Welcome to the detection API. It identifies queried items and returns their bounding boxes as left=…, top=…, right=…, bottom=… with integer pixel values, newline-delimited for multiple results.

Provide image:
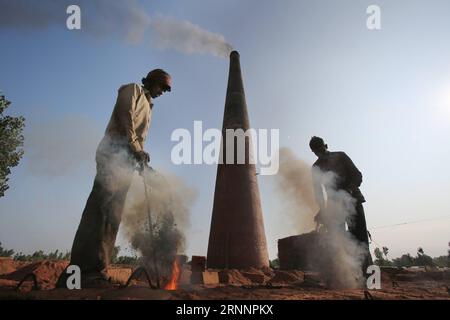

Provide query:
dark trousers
left=58, top=139, right=136, bottom=285
left=347, top=202, right=373, bottom=274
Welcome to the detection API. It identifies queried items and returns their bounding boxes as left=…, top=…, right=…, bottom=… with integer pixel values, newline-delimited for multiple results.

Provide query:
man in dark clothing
left=309, top=136, right=373, bottom=275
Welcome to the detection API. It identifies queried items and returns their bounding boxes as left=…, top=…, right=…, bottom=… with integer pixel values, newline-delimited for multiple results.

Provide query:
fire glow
left=164, top=258, right=180, bottom=290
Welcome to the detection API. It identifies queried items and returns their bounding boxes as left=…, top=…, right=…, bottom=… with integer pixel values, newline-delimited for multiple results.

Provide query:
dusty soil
left=0, top=260, right=69, bottom=290
left=0, top=260, right=448, bottom=300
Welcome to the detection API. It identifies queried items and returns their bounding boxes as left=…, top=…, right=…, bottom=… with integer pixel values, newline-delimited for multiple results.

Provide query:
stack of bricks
left=190, top=256, right=219, bottom=285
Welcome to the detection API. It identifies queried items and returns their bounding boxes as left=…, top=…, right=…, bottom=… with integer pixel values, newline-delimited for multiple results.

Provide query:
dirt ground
left=0, top=259, right=448, bottom=300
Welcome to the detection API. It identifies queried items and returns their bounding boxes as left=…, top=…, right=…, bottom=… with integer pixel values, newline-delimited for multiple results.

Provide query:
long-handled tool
left=139, top=163, right=161, bottom=289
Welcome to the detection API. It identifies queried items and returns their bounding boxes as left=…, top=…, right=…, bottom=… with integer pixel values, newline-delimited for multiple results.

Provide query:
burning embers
left=120, top=168, right=194, bottom=290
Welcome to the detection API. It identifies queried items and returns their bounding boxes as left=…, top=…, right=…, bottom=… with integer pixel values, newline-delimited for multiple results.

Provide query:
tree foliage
left=269, top=258, right=280, bottom=269
left=13, top=249, right=70, bottom=262
left=415, top=247, right=434, bottom=266
left=432, top=255, right=449, bottom=268
left=0, top=93, right=25, bottom=197
left=111, top=246, right=139, bottom=265
left=391, top=253, right=414, bottom=267
left=374, top=247, right=443, bottom=268
left=374, top=247, right=392, bottom=266
left=0, top=242, right=15, bottom=257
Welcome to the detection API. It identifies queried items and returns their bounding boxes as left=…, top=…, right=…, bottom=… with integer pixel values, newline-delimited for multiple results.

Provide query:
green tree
left=374, top=247, right=391, bottom=266
left=111, top=245, right=138, bottom=265
left=115, top=255, right=139, bottom=265
left=382, top=247, right=389, bottom=259
left=392, top=253, right=414, bottom=267
left=0, top=242, right=15, bottom=257
left=415, top=247, right=434, bottom=267
left=0, top=93, right=25, bottom=197
left=111, top=246, right=121, bottom=264
left=13, top=249, right=71, bottom=261
left=432, top=255, right=449, bottom=268
left=47, top=249, right=70, bottom=261
left=269, top=258, right=280, bottom=269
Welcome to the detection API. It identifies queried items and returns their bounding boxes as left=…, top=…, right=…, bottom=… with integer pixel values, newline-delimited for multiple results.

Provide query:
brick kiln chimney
left=206, top=51, right=269, bottom=269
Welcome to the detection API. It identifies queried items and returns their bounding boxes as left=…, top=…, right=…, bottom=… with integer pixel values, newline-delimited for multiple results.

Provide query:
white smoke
left=150, top=16, right=233, bottom=58
left=312, top=167, right=367, bottom=289
left=78, top=134, right=197, bottom=279
left=275, top=148, right=368, bottom=289
left=86, top=0, right=151, bottom=44
left=0, top=0, right=233, bottom=57
left=275, top=147, right=318, bottom=234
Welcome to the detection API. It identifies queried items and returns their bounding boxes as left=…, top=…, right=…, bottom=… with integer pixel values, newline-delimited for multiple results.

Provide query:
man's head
left=142, top=69, right=172, bottom=99
left=309, top=136, right=328, bottom=158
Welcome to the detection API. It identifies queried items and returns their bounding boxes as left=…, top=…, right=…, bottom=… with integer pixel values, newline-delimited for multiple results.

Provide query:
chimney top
left=230, top=50, right=240, bottom=58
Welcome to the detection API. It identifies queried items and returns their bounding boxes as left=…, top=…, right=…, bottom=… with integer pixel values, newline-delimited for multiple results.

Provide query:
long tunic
left=67, top=83, right=153, bottom=281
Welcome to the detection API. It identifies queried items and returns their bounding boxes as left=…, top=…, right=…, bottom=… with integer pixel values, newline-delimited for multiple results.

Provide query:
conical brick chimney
left=206, top=51, right=269, bottom=269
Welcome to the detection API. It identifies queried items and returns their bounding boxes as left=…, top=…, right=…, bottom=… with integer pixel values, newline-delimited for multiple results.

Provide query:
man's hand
left=314, top=210, right=325, bottom=232
left=134, top=150, right=150, bottom=165
left=314, top=210, right=322, bottom=224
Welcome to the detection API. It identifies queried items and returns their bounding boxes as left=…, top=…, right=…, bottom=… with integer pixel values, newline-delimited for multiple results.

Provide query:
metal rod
left=141, top=164, right=161, bottom=289
left=122, top=266, right=156, bottom=289
left=16, top=272, right=39, bottom=291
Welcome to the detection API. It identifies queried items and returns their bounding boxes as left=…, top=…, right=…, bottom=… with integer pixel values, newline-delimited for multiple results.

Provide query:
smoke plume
left=275, top=148, right=368, bottom=289
left=276, top=147, right=319, bottom=234
left=121, top=167, right=197, bottom=279
left=0, top=0, right=150, bottom=43
left=0, top=0, right=233, bottom=57
left=312, top=167, right=367, bottom=289
left=87, top=137, right=197, bottom=280
left=150, top=16, right=233, bottom=58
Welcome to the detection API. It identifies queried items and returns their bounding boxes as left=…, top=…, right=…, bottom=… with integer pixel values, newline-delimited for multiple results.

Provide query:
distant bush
left=269, top=258, right=280, bottom=269
left=374, top=247, right=392, bottom=266
left=375, top=247, right=446, bottom=268
left=391, top=253, right=414, bottom=267
left=13, top=249, right=70, bottom=262
left=111, top=246, right=139, bottom=265
left=114, top=256, right=139, bottom=265
left=0, top=242, right=14, bottom=257
left=0, top=93, right=25, bottom=198
left=432, top=255, right=449, bottom=268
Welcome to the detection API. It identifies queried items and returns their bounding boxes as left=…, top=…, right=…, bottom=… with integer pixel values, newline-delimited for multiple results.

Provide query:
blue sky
left=1, top=0, right=450, bottom=260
